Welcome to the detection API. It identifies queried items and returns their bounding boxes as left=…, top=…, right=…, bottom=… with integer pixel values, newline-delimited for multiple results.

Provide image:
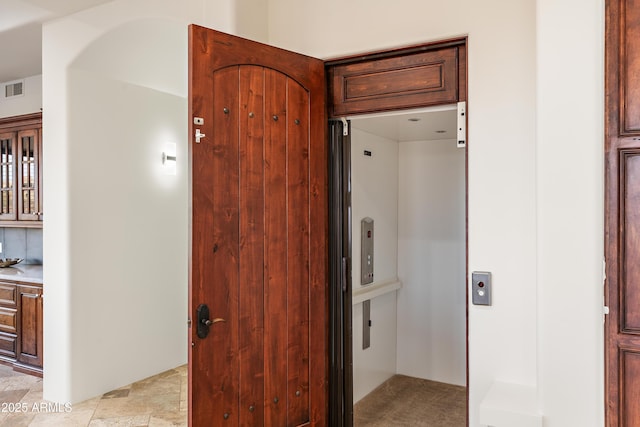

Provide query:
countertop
left=0, top=264, right=42, bottom=285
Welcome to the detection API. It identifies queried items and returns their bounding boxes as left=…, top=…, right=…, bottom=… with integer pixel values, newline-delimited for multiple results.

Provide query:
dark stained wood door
left=606, top=0, right=640, bottom=424
left=188, top=26, right=327, bottom=427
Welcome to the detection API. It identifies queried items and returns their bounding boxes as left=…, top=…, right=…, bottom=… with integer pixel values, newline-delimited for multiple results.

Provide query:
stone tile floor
left=0, top=365, right=464, bottom=426
left=0, top=364, right=186, bottom=426
left=354, top=375, right=466, bottom=426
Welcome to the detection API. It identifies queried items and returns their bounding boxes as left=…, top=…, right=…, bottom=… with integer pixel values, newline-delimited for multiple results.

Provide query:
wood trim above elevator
left=326, top=38, right=467, bottom=117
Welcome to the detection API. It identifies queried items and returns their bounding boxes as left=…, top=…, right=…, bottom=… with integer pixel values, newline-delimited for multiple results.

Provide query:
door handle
left=196, top=304, right=225, bottom=338
left=202, top=318, right=225, bottom=327
left=195, top=129, right=206, bottom=143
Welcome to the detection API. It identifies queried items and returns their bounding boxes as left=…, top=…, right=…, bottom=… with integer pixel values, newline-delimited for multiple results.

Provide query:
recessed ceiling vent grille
left=4, top=81, right=24, bottom=98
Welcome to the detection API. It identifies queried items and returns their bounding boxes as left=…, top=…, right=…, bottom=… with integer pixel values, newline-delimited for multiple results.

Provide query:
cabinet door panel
left=17, top=286, right=42, bottom=367
left=0, top=133, right=17, bottom=221
left=328, top=46, right=460, bottom=117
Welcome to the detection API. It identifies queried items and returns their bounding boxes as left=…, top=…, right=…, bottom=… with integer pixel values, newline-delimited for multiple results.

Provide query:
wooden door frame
left=325, top=37, right=469, bottom=426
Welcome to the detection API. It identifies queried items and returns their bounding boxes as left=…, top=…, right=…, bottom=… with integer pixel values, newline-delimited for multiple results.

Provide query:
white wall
left=0, top=75, right=42, bottom=118
left=350, top=128, right=399, bottom=402
left=41, top=0, right=256, bottom=403
left=268, top=0, right=604, bottom=425
left=397, top=138, right=465, bottom=386
left=536, top=0, right=604, bottom=426
left=66, top=66, right=188, bottom=400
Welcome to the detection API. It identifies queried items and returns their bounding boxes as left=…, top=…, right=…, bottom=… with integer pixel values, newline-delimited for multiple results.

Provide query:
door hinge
left=604, top=306, right=610, bottom=315
left=341, top=117, right=349, bottom=136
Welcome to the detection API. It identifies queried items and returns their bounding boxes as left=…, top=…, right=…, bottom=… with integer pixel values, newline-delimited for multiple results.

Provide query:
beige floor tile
left=148, top=411, right=186, bottom=427
left=92, top=398, right=153, bottom=420
left=29, top=406, right=96, bottom=427
left=88, top=414, right=150, bottom=427
left=0, top=388, right=30, bottom=403
left=0, top=411, right=36, bottom=427
left=72, top=396, right=101, bottom=412
left=18, top=389, right=45, bottom=406
left=0, top=375, right=41, bottom=391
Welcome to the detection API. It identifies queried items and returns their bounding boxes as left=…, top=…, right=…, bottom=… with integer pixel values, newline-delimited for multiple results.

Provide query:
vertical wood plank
left=287, top=79, right=311, bottom=425
left=263, top=69, right=289, bottom=427
left=239, top=65, right=266, bottom=427
left=307, top=65, right=328, bottom=426
left=195, top=66, right=241, bottom=426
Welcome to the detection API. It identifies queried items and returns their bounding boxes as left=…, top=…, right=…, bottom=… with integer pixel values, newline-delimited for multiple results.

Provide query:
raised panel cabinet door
left=328, top=44, right=464, bottom=117
left=606, top=0, right=640, bottom=425
left=189, top=26, right=328, bottom=427
left=16, top=285, right=42, bottom=368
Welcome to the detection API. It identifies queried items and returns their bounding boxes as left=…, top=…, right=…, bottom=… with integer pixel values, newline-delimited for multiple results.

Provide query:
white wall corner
left=479, top=382, right=542, bottom=427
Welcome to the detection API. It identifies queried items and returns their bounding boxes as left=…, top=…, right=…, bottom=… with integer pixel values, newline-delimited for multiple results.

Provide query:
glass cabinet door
left=0, top=133, right=16, bottom=220
left=17, top=129, right=40, bottom=221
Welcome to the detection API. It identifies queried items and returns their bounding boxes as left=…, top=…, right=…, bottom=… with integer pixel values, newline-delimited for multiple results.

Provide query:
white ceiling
left=0, top=0, right=114, bottom=82
left=350, top=106, right=458, bottom=142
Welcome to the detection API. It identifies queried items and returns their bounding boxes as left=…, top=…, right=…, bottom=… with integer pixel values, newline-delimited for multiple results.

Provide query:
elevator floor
left=354, top=375, right=466, bottom=426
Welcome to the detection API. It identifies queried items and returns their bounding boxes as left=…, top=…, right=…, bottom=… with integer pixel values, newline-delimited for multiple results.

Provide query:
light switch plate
left=472, top=271, right=491, bottom=306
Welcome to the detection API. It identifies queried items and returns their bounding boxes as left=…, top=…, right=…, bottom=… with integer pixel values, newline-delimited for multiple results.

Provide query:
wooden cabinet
left=0, top=280, right=42, bottom=375
left=0, top=113, right=42, bottom=227
left=327, top=41, right=466, bottom=117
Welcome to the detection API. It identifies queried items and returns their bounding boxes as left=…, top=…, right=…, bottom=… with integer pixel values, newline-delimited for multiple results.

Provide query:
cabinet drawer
left=0, top=331, right=16, bottom=358
left=0, top=307, right=17, bottom=333
left=0, top=283, right=16, bottom=307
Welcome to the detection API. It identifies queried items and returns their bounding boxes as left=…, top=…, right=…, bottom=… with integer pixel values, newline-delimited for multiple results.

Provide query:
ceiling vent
left=4, top=81, right=24, bottom=99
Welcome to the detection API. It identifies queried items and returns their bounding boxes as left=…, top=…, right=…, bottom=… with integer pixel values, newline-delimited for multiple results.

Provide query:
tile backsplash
left=0, top=228, right=43, bottom=264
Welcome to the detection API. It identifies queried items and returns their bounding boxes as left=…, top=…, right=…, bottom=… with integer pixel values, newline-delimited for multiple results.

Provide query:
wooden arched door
left=188, top=26, right=327, bottom=426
